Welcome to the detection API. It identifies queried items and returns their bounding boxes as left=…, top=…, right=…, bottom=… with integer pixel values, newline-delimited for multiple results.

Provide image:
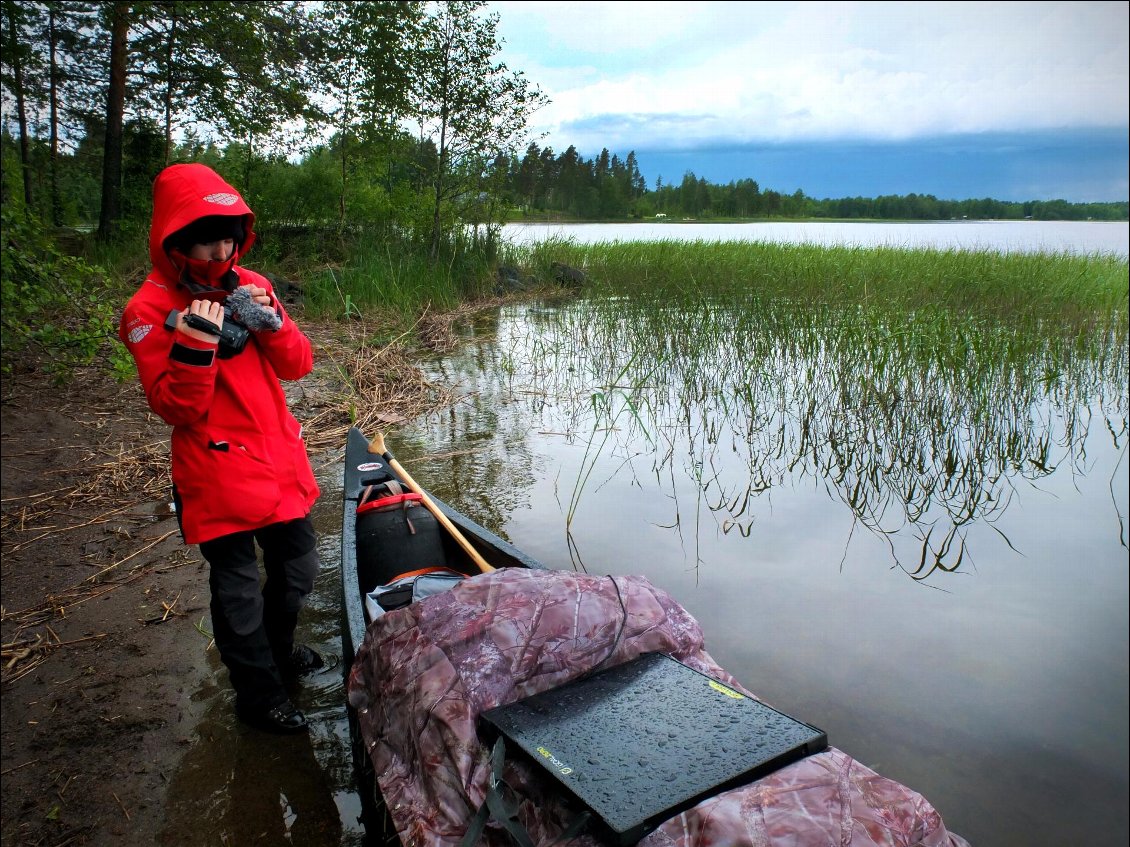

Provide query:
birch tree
left=409, top=0, right=547, bottom=258
left=311, top=0, right=420, bottom=225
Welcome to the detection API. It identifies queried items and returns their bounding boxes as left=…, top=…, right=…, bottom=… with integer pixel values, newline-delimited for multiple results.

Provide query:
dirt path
left=0, top=321, right=359, bottom=847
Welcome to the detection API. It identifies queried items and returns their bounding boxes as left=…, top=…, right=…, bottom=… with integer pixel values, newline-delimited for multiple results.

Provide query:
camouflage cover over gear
left=347, top=568, right=969, bottom=847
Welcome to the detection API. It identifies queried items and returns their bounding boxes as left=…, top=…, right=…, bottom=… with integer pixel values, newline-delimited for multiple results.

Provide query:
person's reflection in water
left=160, top=697, right=344, bottom=846
left=224, top=731, right=344, bottom=844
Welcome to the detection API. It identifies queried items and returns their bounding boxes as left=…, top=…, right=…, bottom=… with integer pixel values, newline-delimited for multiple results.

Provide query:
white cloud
left=491, top=0, right=704, bottom=55
left=489, top=0, right=1130, bottom=152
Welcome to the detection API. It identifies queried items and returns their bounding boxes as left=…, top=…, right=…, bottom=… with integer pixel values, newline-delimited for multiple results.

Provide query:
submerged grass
left=260, top=230, right=1126, bottom=580
left=493, top=292, right=1128, bottom=579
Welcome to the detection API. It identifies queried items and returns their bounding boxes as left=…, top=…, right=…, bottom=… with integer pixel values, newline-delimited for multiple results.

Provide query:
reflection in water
left=159, top=686, right=345, bottom=846
left=412, top=299, right=1128, bottom=581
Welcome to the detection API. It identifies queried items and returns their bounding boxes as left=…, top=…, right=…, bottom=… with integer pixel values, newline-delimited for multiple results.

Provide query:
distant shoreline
left=507, top=215, right=1130, bottom=224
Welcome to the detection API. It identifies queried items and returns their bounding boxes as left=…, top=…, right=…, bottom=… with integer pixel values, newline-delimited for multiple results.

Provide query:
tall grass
left=301, top=231, right=498, bottom=322
left=22, top=221, right=502, bottom=382
left=505, top=238, right=1129, bottom=332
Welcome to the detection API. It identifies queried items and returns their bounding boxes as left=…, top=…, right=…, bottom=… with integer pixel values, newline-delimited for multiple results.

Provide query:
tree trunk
left=430, top=148, right=444, bottom=260
left=339, top=133, right=347, bottom=227
left=48, top=6, right=61, bottom=225
left=97, top=1, right=128, bottom=242
left=6, top=8, right=33, bottom=213
left=241, top=132, right=256, bottom=206
left=429, top=40, right=453, bottom=262
left=163, top=10, right=176, bottom=165
left=244, top=134, right=253, bottom=197
left=339, top=58, right=351, bottom=228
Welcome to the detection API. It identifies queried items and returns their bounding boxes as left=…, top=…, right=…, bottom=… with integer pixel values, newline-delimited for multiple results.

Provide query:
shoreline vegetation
left=505, top=209, right=1130, bottom=225
left=6, top=216, right=1125, bottom=612
left=3, top=1, right=1126, bottom=389
left=3, top=211, right=1127, bottom=396
left=506, top=212, right=1130, bottom=225
left=496, top=238, right=1129, bottom=328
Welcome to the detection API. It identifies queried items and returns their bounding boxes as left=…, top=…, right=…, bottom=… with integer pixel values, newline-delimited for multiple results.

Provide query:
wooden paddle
left=368, top=432, right=495, bottom=574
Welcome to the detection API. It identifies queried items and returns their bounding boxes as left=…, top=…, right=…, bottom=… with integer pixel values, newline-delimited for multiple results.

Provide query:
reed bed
left=488, top=291, right=1128, bottom=579
left=301, top=241, right=496, bottom=321
left=301, top=318, right=464, bottom=453
left=289, top=237, right=1125, bottom=579
left=505, top=238, right=1129, bottom=332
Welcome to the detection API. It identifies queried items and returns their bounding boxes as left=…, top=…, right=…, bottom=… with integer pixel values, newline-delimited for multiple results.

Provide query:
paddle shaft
left=369, top=443, right=495, bottom=574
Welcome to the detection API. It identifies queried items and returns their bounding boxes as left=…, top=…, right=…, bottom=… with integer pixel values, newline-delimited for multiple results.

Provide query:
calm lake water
left=161, top=221, right=1128, bottom=846
left=392, top=296, right=1128, bottom=847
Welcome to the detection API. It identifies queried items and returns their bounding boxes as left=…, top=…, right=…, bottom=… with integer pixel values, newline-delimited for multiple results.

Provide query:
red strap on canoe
left=357, top=492, right=424, bottom=515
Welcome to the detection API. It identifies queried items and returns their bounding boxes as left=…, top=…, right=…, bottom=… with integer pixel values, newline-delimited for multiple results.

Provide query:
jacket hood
left=149, top=163, right=257, bottom=282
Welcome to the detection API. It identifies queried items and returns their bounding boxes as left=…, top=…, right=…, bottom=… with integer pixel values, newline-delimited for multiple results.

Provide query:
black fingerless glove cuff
left=170, top=342, right=216, bottom=367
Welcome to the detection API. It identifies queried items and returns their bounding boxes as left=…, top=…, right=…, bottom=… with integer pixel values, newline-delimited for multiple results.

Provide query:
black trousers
left=198, top=517, right=319, bottom=712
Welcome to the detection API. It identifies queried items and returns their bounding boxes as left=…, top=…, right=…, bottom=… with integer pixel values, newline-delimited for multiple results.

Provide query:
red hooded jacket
left=119, top=163, right=319, bottom=543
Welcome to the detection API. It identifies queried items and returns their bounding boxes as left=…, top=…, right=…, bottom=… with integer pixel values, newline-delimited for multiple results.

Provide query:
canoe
left=340, top=426, right=543, bottom=670
left=339, top=426, right=970, bottom=847
left=339, top=426, right=543, bottom=833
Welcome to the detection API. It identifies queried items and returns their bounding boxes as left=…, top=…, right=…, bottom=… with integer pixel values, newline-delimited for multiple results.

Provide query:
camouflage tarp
left=347, top=568, right=970, bottom=847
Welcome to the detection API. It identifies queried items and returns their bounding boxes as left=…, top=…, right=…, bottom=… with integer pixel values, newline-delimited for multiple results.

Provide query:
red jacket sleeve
left=119, top=295, right=220, bottom=427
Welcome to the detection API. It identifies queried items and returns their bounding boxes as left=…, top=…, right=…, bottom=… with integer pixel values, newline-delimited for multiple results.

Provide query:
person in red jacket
left=119, top=163, right=330, bottom=734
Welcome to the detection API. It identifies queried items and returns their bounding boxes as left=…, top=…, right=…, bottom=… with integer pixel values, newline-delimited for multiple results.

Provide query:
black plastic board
left=480, top=652, right=827, bottom=845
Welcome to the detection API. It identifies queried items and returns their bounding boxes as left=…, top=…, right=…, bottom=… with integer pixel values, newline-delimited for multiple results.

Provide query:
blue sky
left=486, top=1, right=1129, bottom=202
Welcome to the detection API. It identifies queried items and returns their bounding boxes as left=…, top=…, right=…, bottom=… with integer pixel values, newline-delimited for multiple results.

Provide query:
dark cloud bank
left=608, top=128, right=1128, bottom=203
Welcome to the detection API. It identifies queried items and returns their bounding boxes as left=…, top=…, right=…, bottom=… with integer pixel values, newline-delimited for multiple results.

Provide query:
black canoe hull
left=339, top=427, right=544, bottom=841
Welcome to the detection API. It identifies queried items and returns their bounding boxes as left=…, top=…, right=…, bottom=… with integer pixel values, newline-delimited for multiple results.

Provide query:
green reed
left=302, top=234, right=496, bottom=320
left=507, top=238, right=1129, bottom=332
left=492, top=293, right=1128, bottom=579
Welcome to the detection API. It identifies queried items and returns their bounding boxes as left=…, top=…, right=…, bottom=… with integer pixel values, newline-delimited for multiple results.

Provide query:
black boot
left=278, top=644, right=339, bottom=680
left=237, top=699, right=308, bottom=734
